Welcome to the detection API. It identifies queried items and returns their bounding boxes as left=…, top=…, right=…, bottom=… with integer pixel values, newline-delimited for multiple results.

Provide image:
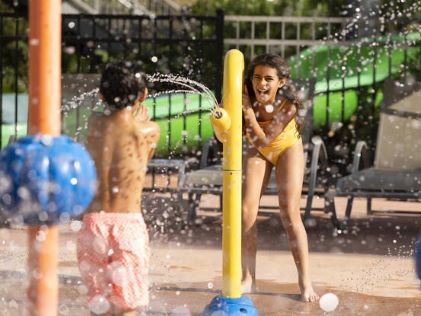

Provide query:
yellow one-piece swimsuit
left=255, top=118, right=301, bottom=165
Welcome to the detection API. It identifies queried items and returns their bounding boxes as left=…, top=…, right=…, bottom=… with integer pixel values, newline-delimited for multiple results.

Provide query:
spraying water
left=146, top=73, right=219, bottom=109
left=62, top=73, right=218, bottom=114
left=61, top=73, right=218, bottom=144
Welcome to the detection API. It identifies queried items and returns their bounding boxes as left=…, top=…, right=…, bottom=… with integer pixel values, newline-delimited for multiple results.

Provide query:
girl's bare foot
left=241, top=276, right=256, bottom=294
left=300, top=283, right=319, bottom=302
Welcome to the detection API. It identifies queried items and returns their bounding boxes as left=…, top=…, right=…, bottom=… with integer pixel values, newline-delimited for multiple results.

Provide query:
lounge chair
left=180, top=79, right=331, bottom=223
left=325, top=78, right=421, bottom=229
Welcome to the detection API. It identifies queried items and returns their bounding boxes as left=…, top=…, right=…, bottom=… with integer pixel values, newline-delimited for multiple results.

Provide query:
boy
left=77, top=61, right=160, bottom=315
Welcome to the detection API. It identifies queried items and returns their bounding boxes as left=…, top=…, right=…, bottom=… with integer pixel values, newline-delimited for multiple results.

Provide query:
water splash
left=61, top=74, right=217, bottom=142
left=62, top=88, right=101, bottom=113
left=62, top=74, right=217, bottom=114
left=146, top=73, right=218, bottom=109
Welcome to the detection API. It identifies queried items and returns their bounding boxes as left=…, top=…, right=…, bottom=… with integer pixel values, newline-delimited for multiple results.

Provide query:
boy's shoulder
left=88, top=111, right=106, bottom=121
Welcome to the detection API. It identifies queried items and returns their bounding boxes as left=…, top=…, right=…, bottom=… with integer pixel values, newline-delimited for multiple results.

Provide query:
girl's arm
left=262, top=101, right=297, bottom=141
left=243, top=107, right=266, bottom=147
left=244, top=100, right=297, bottom=147
left=242, top=87, right=267, bottom=147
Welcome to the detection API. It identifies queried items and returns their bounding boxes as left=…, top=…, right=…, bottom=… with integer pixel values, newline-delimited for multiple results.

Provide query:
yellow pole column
left=221, top=49, right=244, bottom=298
left=205, top=49, right=257, bottom=315
left=27, top=1, right=61, bottom=315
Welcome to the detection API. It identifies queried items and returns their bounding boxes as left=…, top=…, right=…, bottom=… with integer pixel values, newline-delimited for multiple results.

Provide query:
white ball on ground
left=319, top=292, right=339, bottom=312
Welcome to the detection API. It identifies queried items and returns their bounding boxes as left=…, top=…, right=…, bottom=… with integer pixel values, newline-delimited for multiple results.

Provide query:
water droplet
left=70, top=220, right=82, bottom=232
left=88, top=295, right=110, bottom=314
left=265, top=104, right=274, bottom=113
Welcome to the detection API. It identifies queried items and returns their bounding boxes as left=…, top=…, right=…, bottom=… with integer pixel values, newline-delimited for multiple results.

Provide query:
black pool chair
left=325, top=78, right=421, bottom=230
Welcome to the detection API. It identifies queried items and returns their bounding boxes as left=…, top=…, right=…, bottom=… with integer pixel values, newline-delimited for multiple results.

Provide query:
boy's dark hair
left=99, top=61, right=147, bottom=109
left=245, top=53, right=304, bottom=133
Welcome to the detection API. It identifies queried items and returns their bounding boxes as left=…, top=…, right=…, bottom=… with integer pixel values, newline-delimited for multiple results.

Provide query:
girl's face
left=251, top=65, right=286, bottom=105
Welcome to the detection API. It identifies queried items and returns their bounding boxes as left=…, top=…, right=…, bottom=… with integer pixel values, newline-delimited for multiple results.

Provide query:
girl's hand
left=242, top=84, right=252, bottom=111
left=136, top=105, right=150, bottom=122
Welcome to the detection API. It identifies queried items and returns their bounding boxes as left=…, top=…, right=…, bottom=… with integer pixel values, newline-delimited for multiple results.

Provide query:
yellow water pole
left=211, top=49, right=244, bottom=298
left=27, top=0, right=61, bottom=315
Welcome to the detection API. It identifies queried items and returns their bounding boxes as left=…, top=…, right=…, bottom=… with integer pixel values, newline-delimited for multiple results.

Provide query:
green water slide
left=289, top=32, right=420, bottom=128
left=144, top=33, right=420, bottom=155
left=142, top=93, right=215, bottom=155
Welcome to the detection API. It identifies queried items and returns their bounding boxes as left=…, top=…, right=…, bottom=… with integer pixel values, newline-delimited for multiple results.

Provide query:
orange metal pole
left=27, top=1, right=61, bottom=315
left=27, top=226, right=59, bottom=316
left=28, top=0, right=61, bottom=135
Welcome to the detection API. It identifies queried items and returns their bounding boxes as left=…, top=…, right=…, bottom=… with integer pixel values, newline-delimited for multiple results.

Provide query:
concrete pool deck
left=0, top=194, right=420, bottom=315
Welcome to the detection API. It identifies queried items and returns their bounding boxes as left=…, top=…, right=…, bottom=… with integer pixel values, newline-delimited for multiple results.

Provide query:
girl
left=241, top=53, right=318, bottom=302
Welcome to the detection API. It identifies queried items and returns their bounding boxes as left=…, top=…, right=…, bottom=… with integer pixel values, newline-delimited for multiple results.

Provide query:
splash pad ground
left=0, top=195, right=420, bottom=315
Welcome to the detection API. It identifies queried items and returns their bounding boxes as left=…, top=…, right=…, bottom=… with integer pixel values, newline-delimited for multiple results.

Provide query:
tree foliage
left=191, top=0, right=349, bottom=17
left=0, top=2, right=28, bottom=93
left=191, top=0, right=421, bottom=22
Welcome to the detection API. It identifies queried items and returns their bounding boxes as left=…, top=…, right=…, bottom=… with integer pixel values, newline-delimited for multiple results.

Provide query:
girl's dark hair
left=99, top=61, right=147, bottom=109
left=245, top=53, right=304, bottom=133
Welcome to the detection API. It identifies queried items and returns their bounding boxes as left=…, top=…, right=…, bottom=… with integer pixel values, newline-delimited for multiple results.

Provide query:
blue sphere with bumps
left=0, top=135, right=96, bottom=225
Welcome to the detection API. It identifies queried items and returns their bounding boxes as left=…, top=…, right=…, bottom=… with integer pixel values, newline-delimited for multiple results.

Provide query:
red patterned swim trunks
left=77, top=212, right=149, bottom=311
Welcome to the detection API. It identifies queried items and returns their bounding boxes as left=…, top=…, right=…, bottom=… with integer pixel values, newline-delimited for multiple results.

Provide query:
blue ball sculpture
left=0, top=135, right=96, bottom=225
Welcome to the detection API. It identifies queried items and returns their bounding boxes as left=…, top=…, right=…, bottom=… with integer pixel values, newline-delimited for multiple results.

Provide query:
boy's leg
left=77, top=217, right=112, bottom=312
left=109, top=216, right=150, bottom=311
left=241, top=148, right=272, bottom=293
left=275, top=141, right=318, bottom=302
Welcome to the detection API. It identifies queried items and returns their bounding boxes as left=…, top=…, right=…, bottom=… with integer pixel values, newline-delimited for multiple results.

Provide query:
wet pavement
left=0, top=194, right=420, bottom=315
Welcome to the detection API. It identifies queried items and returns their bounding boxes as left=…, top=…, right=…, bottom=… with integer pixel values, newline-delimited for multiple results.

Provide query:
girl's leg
left=101, top=305, right=136, bottom=316
left=241, top=147, right=272, bottom=293
left=275, top=141, right=318, bottom=302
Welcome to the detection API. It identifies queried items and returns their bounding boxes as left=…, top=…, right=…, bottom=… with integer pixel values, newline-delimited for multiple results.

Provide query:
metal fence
left=224, top=15, right=348, bottom=61
left=1, top=12, right=420, bottom=169
left=224, top=15, right=421, bottom=171
left=0, top=11, right=224, bottom=157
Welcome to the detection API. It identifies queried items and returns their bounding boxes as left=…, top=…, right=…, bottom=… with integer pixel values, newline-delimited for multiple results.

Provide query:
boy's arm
left=86, top=115, right=111, bottom=208
left=135, top=106, right=160, bottom=160
left=145, top=122, right=160, bottom=160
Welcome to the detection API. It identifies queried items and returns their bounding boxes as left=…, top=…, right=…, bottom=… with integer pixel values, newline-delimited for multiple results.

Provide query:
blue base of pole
left=416, top=235, right=421, bottom=281
left=203, top=295, right=258, bottom=316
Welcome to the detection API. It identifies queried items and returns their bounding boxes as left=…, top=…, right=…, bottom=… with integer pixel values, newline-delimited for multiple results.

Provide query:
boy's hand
left=136, top=106, right=150, bottom=122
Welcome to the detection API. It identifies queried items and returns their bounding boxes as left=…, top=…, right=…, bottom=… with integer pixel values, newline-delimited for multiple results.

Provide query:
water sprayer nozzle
left=213, top=110, right=223, bottom=119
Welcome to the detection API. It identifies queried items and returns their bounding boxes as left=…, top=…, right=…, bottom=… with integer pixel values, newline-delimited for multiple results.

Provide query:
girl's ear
left=278, top=77, right=287, bottom=88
